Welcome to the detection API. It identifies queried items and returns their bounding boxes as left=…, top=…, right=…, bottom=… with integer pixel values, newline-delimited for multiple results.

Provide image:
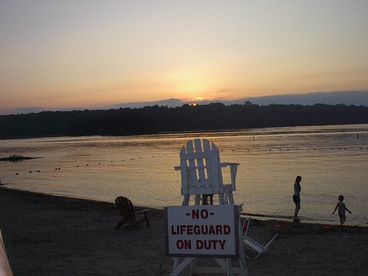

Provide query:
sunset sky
left=1, top=0, right=368, bottom=114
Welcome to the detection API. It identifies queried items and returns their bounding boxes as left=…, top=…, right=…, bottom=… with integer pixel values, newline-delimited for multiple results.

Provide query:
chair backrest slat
left=194, top=139, right=207, bottom=185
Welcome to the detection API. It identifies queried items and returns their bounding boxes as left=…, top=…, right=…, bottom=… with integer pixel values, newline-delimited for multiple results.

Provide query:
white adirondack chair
left=174, top=138, right=239, bottom=206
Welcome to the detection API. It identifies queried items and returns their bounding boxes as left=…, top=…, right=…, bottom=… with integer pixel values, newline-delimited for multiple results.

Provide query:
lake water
left=1, top=124, right=367, bottom=226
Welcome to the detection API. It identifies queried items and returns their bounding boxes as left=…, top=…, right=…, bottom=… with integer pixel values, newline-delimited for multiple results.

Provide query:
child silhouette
left=332, top=195, right=352, bottom=225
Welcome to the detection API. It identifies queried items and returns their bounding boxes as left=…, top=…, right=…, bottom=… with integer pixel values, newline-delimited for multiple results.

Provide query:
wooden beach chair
left=0, top=231, right=13, bottom=276
left=114, top=196, right=150, bottom=230
left=241, top=217, right=278, bottom=259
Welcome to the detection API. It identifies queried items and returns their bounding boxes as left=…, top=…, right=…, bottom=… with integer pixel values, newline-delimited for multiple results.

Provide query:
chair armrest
left=135, top=209, right=150, bottom=214
left=220, top=162, right=240, bottom=168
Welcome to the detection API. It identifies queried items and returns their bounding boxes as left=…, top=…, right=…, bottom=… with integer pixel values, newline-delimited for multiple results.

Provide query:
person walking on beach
left=332, top=195, right=352, bottom=225
left=292, top=176, right=302, bottom=222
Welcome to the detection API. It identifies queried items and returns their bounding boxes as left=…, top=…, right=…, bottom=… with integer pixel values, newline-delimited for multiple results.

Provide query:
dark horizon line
left=1, top=89, right=368, bottom=116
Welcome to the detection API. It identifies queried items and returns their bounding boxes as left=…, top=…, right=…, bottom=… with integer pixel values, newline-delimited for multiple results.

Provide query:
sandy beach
left=0, top=187, right=367, bottom=276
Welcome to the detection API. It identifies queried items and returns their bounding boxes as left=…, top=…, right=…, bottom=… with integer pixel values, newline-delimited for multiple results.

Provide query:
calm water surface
left=1, top=124, right=367, bottom=226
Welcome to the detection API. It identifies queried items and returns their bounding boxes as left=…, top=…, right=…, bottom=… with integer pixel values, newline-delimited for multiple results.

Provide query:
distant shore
left=1, top=186, right=368, bottom=275
left=1, top=104, right=368, bottom=139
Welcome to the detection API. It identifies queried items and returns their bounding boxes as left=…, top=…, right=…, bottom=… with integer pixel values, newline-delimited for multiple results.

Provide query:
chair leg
left=115, top=220, right=126, bottom=230
left=144, top=212, right=150, bottom=227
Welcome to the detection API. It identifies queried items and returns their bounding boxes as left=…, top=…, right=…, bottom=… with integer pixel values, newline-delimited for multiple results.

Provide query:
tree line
left=1, top=103, right=368, bottom=139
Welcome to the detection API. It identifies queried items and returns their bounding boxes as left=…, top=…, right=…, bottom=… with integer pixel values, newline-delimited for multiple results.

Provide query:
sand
left=0, top=187, right=367, bottom=276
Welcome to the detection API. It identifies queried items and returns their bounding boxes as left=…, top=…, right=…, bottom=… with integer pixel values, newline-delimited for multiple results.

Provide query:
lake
left=1, top=124, right=367, bottom=226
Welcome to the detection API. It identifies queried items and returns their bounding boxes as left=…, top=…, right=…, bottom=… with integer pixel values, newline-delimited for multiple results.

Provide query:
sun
left=194, top=96, right=205, bottom=101
left=165, top=71, right=214, bottom=102
left=179, top=84, right=212, bottom=104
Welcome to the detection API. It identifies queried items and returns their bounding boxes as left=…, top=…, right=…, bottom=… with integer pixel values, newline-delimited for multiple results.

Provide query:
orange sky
left=1, top=1, right=368, bottom=114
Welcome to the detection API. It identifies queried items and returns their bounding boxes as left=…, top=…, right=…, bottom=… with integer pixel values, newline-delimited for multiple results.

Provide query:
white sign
left=165, top=205, right=239, bottom=257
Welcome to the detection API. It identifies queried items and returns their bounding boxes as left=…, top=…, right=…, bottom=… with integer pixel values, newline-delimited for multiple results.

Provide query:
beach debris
left=0, top=154, right=39, bottom=162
